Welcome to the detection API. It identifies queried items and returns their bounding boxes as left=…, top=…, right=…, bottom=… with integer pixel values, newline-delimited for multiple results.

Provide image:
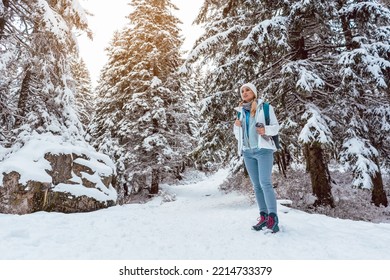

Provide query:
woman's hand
left=234, top=120, right=242, bottom=127
left=256, top=127, right=265, bottom=135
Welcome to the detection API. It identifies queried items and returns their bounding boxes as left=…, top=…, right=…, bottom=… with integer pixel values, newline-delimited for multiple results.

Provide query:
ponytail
left=251, top=100, right=257, bottom=117
left=238, top=99, right=257, bottom=117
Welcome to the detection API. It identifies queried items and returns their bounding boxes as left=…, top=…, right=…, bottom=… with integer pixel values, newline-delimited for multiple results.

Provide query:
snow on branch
left=338, top=45, right=390, bottom=88
left=241, top=16, right=288, bottom=48
left=339, top=1, right=390, bottom=22
left=151, top=76, right=162, bottom=88
left=69, top=0, right=90, bottom=28
left=341, top=136, right=379, bottom=189
left=299, top=105, right=333, bottom=145
left=282, top=61, right=325, bottom=92
left=36, top=0, right=69, bottom=42
left=186, top=25, right=242, bottom=62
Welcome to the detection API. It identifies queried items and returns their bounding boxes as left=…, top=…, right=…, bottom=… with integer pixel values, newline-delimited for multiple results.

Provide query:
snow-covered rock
left=0, top=136, right=117, bottom=214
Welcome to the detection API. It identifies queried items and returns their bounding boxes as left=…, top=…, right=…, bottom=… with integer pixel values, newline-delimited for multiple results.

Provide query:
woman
left=233, top=82, right=280, bottom=233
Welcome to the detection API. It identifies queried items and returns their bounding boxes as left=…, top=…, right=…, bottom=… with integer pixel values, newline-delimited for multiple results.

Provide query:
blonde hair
left=239, top=99, right=257, bottom=117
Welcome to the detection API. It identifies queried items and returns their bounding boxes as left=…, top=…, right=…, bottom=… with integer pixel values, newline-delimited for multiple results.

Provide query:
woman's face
left=241, top=87, right=255, bottom=102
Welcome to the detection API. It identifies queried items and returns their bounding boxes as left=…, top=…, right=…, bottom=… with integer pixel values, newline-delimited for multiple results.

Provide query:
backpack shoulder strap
left=263, top=102, right=270, bottom=125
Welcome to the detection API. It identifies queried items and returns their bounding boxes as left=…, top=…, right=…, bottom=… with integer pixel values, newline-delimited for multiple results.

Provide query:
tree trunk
left=337, top=0, right=387, bottom=208
left=307, top=142, right=334, bottom=207
left=275, top=151, right=287, bottom=178
left=340, top=15, right=353, bottom=50
left=371, top=157, right=388, bottom=207
left=288, top=14, right=334, bottom=207
left=338, top=0, right=360, bottom=51
left=150, top=168, right=159, bottom=195
left=0, top=16, right=5, bottom=41
left=175, top=165, right=183, bottom=180
left=15, top=69, right=32, bottom=127
left=0, top=0, right=9, bottom=40
left=304, top=143, right=311, bottom=173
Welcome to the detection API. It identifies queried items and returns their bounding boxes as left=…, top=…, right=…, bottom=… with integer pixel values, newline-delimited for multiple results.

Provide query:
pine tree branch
left=306, top=44, right=347, bottom=53
left=258, top=51, right=297, bottom=76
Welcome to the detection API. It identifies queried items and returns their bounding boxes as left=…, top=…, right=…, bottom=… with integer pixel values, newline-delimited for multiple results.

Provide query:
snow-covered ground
left=1, top=169, right=390, bottom=260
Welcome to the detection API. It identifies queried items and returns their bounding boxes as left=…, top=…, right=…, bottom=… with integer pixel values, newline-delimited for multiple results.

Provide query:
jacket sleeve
left=264, top=105, right=280, bottom=136
left=233, top=108, right=242, bottom=140
left=233, top=124, right=240, bottom=140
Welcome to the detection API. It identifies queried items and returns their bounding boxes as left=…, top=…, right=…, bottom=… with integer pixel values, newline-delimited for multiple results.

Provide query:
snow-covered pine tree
left=88, top=31, right=123, bottom=161
left=274, top=0, right=337, bottom=207
left=175, top=72, right=201, bottom=173
left=90, top=0, right=196, bottom=196
left=1, top=0, right=91, bottom=145
left=248, top=0, right=341, bottom=207
left=1, top=1, right=119, bottom=213
left=335, top=0, right=390, bottom=207
left=185, top=0, right=270, bottom=171
left=1, top=0, right=24, bottom=147
left=71, top=57, right=94, bottom=129
left=187, top=0, right=338, bottom=206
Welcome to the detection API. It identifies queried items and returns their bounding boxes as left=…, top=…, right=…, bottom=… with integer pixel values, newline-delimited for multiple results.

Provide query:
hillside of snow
left=1, top=169, right=390, bottom=260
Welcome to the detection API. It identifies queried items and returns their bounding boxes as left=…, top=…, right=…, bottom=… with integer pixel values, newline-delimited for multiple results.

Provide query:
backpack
left=263, top=102, right=281, bottom=150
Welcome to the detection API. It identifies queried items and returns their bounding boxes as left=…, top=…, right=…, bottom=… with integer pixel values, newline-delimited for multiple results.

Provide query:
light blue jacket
left=233, top=99, right=280, bottom=155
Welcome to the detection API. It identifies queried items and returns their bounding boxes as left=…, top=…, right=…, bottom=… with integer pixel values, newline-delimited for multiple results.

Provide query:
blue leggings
left=243, top=148, right=277, bottom=214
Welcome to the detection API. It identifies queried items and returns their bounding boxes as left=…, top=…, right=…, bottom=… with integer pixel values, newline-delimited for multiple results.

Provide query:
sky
left=1, top=167, right=390, bottom=278
left=78, top=0, right=204, bottom=86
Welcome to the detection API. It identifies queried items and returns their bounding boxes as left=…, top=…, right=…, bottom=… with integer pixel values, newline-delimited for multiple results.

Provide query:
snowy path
left=1, top=169, right=390, bottom=260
